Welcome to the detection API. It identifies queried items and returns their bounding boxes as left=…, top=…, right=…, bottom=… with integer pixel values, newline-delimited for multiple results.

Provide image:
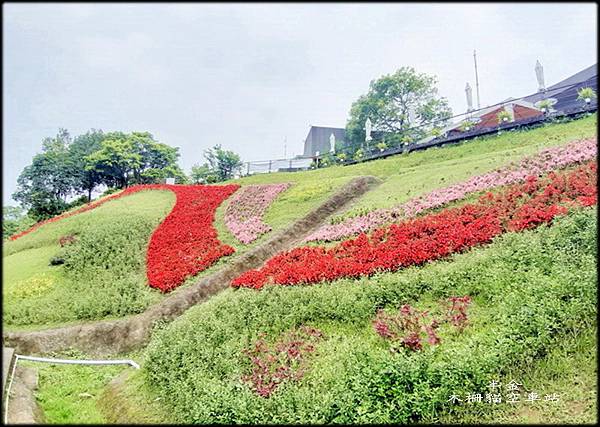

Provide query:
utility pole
left=473, top=49, right=481, bottom=109
left=283, top=136, right=287, bottom=158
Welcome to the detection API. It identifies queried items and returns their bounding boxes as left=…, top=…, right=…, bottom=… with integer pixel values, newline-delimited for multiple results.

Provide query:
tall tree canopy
left=69, top=129, right=106, bottom=201
left=13, top=129, right=188, bottom=221
left=84, top=131, right=187, bottom=188
left=191, top=144, right=243, bottom=183
left=13, top=129, right=78, bottom=219
left=190, top=164, right=219, bottom=184
left=345, top=67, right=452, bottom=152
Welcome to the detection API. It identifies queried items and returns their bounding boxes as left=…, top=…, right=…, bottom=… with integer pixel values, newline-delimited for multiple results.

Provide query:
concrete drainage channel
left=3, top=176, right=382, bottom=357
left=4, top=361, right=43, bottom=424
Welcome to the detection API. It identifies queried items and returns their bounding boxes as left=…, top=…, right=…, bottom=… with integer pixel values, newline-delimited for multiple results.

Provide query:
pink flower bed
left=225, top=183, right=291, bottom=244
left=304, top=138, right=596, bottom=242
left=233, top=162, right=597, bottom=290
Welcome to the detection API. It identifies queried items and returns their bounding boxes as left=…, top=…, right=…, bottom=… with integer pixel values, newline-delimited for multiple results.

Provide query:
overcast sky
left=3, top=2, right=597, bottom=205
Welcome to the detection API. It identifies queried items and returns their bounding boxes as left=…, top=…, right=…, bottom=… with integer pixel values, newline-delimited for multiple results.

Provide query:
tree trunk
left=88, top=188, right=92, bottom=202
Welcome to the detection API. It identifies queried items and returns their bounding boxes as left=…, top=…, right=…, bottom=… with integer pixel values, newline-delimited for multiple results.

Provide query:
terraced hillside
left=3, top=190, right=175, bottom=327
left=2, top=114, right=597, bottom=424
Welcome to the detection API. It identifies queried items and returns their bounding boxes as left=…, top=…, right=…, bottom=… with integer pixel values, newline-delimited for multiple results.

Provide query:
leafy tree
left=84, top=132, right=141, bottom=188
left=2, top=206, right=35, bottom=239
left=13, top=129, right=187, bottom=221
left=141, top=165, right=189, bottom=184
left=345, top=67, right=452, bottom=153
left=69, top=129, right=106, bottom=201
left=310, top=152, right=335, bottom=169
left=85, top=131, right=186, bottom=188
left=12, top=168, right=70, bottom=220
left=3, top=206, right=26, bottom=222
left=38, top=128, right=78, bottom=200
left=129, top=132, right=178, bottom=183
left=190, top=164, right=219, bottom=184
left=12, top=129, right=78, bottom=220
left=201, top=144, right=243, bottom=182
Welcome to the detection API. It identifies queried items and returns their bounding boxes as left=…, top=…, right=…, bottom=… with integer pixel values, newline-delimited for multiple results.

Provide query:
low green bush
left=143, top=208, right=596, bottom=423
left=101, top=187, right=121, bottom=197
left=68, top=195, right=89, bottom=209
left=3, top=190, right=174, bottom=326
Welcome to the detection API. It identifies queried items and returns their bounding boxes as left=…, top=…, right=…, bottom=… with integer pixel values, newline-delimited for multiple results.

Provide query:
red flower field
left=146, top=184, right=239, bottom=292
left=8, top=183, right=240, bottom=292
left=232, top=162, right=596, bottom=289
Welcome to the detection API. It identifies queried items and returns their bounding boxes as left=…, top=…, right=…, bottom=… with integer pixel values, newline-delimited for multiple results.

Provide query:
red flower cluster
left=506, top=164, right=597, bottom=231
left=444, top=296, right=472, bottom=332
left=146, top=184, right=239, bottom=292
left=242, top=326, right=324, bottom=398
left=232, top=162, right=596, bottom=289
left=374, top=305, right=441, bottom=351
left=8, top=182, right=240, bottom=293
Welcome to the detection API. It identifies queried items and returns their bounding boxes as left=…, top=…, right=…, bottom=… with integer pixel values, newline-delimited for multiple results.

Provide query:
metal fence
left=241, top=157, right=314, bottom=176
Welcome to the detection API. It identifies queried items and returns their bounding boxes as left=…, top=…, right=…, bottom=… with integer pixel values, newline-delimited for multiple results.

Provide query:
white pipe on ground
left=16, top=355, right=140, bottom=369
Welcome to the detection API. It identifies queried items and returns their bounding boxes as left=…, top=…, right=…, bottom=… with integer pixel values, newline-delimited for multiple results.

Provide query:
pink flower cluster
left=225, top=183, right=291, bottom=244
left=305, top=138, right=597, bottom=242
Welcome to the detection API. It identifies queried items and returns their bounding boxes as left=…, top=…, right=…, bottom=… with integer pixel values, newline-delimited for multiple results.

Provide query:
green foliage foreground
left=2, top=190, right=175, bottom=327
left=144, top=208, right=596, bottom=424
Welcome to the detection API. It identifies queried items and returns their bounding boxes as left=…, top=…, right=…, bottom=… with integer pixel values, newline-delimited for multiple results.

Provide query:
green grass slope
left=142, top=208, right=596, bottom=424
left=9, top=115, right=596, bottom=424
left=3, top=115, right=595, bottom=330
left=3, top=190, right=175, bottom=328
left=166, top=116, right=598, bottom=293
left=20, top=354, right=125, bottom=424
left=221, top=114, right=596, bottom=230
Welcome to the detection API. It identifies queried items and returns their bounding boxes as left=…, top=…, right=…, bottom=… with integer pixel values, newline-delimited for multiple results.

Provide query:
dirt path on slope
left=3, top=176, right=381, bottom=356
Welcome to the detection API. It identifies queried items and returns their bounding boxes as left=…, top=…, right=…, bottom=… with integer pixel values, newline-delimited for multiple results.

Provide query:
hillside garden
left=2, top=114, right=597, bottom=424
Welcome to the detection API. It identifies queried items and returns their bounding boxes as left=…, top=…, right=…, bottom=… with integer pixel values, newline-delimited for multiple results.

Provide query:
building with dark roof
left=524, top=63, right=597, bottom=111
left=421, top=63, right=597, bottom=143
left=302, top=126, right=346, bottom=157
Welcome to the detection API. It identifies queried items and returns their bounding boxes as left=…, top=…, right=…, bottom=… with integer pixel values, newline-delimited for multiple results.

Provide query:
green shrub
left=3, top=190, right=174, bottom=326
left=577, top=87, right=597, bottom=102
left=101, top=187, right=121, bottom=197
left=62, top=218, right=155, bottom=274
left=68, top=195, right=89, bottom=209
